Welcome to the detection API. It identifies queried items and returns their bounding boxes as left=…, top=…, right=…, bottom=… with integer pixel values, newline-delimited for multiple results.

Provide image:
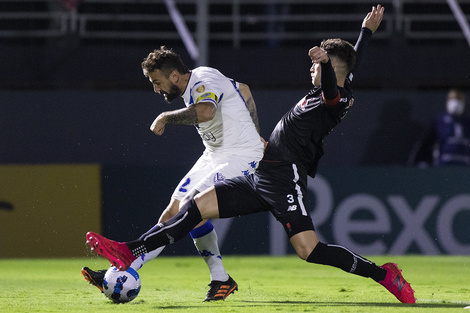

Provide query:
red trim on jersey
left=322, top=91, right=341, bottom=106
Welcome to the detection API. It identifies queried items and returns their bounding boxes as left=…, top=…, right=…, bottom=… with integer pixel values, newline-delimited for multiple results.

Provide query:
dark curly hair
left=141, top=46, right=190, bottom=78
left=320, top=38, right=356, bottom=73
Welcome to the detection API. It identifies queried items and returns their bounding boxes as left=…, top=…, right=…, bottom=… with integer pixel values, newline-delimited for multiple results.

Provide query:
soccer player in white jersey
left=81, top=47, right=265, bottom=302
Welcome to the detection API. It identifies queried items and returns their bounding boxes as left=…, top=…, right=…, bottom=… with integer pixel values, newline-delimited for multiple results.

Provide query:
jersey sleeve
left=348, top=27, right=373, bottom=82
left=191, top=80, right=222, bottom=108
left=320, top=59, right=341, bottom=105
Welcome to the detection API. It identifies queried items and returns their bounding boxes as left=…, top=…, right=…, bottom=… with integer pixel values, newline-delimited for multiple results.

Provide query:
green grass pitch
left=0, top=255, right=468, bottom=312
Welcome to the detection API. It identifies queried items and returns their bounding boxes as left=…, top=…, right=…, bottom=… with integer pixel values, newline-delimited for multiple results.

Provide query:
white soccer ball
left=103, top=267, right=141, bottom=303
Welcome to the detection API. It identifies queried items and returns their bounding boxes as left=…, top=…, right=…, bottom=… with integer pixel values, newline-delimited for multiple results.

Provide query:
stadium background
left=1, top=0, right=469, bottom=258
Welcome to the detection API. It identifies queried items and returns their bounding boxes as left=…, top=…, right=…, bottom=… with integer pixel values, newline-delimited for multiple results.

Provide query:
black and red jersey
left=262, top=78, right=353, bottom=178
left=260, top=27, right=372, bottom=179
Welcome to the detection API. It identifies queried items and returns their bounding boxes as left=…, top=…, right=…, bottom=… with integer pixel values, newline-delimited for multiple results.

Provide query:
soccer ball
left=103, top=267, right=141, bottom=303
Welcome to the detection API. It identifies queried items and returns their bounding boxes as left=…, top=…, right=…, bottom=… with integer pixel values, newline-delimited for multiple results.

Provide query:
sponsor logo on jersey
left=339, top=97, right=348, bottom=103
left=196, top=85, right=205, bottom=93
left=242, top=161, right=258, bottom=176
left=296, top=97, right=307, bottom=111
left=287, top=205, right=298, bottom=212
left=201, top=131, right=217, bottom=142
left=213, top=172, right=226, bottom=184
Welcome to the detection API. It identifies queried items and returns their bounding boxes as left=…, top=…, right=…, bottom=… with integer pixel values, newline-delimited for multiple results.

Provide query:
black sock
left=126, top=199, right=202, bottom=257
left=306, top=242, right=387, bottom=282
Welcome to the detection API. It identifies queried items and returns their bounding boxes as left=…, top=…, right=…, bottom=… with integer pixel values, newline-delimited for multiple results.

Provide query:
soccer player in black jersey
left=86, top=5, right=416, bottom=304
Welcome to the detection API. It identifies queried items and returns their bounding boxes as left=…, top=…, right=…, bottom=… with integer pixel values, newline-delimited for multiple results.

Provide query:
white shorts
left=171, top=150, right=260, bottom=201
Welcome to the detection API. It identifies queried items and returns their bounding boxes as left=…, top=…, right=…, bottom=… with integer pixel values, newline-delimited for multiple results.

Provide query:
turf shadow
left=235, top=300, right=467, bottom=309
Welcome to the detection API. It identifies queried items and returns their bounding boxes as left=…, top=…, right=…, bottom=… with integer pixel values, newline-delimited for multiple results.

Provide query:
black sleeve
left=320, top=59, right=339, bottom=103
left=349, top=27, right=373, bottom=81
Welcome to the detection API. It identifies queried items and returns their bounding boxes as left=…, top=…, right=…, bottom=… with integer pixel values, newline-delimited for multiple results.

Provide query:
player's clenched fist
left=150, top=114, right=166, bottom=135
left=308, top=46, right=329, bottom=64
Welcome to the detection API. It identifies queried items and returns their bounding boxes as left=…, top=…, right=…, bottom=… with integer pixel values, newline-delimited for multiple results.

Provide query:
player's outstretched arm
left=362, top=4, right=384, bottom=33
left=150, top=103, right=216, bottom=136
left=350, top=4, right=385, bottom=80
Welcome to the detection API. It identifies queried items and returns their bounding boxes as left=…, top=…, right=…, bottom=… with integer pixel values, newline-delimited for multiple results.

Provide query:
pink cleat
left=379, top=263, right=416, bottom=304
left=85, top=231, right=136, bottom=271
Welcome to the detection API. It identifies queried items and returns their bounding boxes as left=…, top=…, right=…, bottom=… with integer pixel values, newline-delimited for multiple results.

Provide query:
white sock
left=192, top=229, right=229, bottom=282
left=129, top=246, right=165, bottom=271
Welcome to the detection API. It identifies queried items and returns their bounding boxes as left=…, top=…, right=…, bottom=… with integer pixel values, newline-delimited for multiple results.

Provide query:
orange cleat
left=204, top=276, right=238, bottom=302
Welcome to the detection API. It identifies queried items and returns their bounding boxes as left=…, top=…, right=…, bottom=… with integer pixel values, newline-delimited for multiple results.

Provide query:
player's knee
left=293, top=242, right=316, bottom=260
left=290, top=231, right=319, bottom=260
left=193, top=187, right=219, bottom=219
left=296, top=248, right=314, bottom=261
left=159, top=201, right=180, bottom=223
left=158, top=208, right=171, bottom=223
left=180, top=190, right=199, bottom=208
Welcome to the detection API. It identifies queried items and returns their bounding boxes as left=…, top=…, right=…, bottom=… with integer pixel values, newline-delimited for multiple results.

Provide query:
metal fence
left=2, top=0, right=469, bottom=43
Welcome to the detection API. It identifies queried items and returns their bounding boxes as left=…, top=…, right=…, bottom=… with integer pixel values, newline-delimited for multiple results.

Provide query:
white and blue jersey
left=181, top=66, right=263, bottom=156
left=172, top=66, right=264, bottom=200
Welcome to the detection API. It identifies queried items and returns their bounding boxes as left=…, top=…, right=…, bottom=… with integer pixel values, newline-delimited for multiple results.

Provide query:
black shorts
left=215, top=162, right=315, bottom=238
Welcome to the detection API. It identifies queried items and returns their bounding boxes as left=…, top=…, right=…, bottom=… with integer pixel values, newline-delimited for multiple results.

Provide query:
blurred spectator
left=409, top=88, right=470, bottom=167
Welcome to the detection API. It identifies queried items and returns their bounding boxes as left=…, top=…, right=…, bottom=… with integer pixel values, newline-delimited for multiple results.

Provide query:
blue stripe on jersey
left=231, top=79, right=245, bottom=105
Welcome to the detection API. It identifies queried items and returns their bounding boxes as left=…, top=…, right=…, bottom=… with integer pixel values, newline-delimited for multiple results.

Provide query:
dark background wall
left=2, top=41, right=470, bottom=90
left=0, top=88, right=464, bottom=167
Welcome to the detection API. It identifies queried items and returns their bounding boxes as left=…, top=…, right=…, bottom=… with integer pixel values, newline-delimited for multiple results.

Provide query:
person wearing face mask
left=409, top=88, right=470, bottom=167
